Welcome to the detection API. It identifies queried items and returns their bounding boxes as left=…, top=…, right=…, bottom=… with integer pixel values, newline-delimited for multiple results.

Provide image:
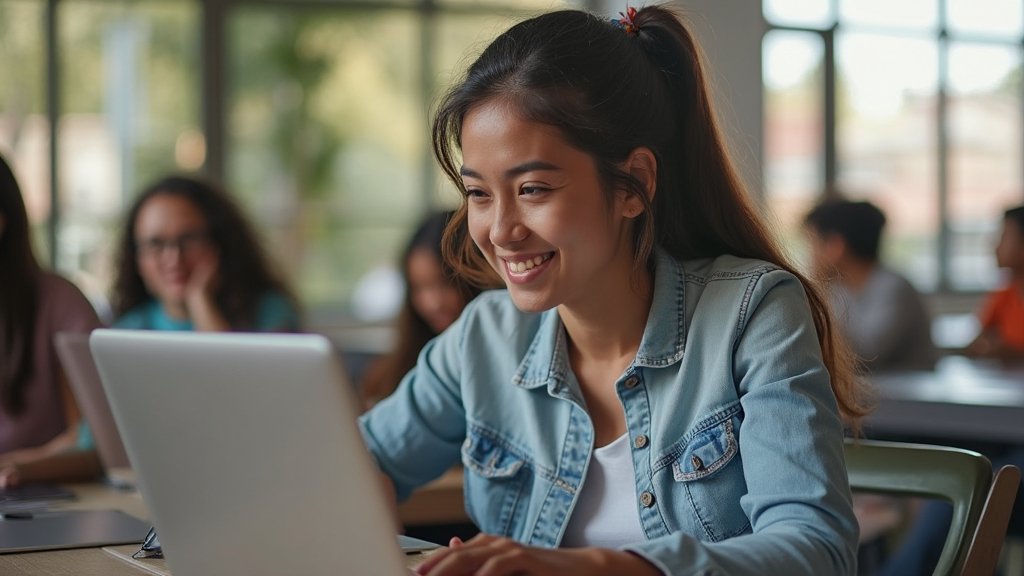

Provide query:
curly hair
left=110, top=175, right=298, bottom=330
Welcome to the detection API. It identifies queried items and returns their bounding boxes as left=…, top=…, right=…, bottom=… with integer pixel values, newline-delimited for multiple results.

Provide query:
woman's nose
left=489, top=201, right=528, bottom=247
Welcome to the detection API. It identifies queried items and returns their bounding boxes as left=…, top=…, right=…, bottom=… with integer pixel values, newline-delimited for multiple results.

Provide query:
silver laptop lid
left=90, top=329, right=408, bottom=576
left=54, top=332, right=132, bottom=471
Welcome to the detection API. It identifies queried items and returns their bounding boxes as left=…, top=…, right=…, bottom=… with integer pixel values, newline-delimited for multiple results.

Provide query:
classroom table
left=865, top=355, right=1024, bottom=445
left=398, top=467, right=468, bottom=526
left=0, top=471, right=462, bottom=576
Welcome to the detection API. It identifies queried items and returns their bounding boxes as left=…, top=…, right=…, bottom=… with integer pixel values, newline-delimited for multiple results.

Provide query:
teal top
left=76, top=292, right=300, bottom=450
left=113, top=292, right=300, bottom=332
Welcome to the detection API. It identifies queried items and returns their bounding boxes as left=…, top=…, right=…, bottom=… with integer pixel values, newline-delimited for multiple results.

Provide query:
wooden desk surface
left=0, top=474, right=461, bottom=576
left=398, top=467, right=467, bottom=526
left=866, top=355, right=1024, bottom=444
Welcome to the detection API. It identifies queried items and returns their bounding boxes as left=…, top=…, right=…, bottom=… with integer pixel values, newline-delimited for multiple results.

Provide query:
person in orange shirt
left=968, top=205, right=1024, bottom=361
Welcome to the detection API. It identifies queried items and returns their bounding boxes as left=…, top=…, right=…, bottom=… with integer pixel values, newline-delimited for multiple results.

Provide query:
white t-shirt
left=560, top=433, right=647, bottom=548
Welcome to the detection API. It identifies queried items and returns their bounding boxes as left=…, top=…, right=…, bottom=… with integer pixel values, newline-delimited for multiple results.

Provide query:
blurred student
left=967, top=205, right=1024, bottom=361
left=1, top=174, right=300, bottom=488
left=360, top=211, right=481, bottom=406
left=0, top=153, right=103, bottom=486
left=805, top=199, right=936, bottom=372
left=111, top=175, right=300, bottom=332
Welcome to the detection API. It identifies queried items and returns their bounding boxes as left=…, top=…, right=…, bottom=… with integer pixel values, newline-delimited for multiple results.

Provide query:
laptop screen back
left=89, top=329, right=409, bottom=576
left=55, top=332, right=132, bottom=471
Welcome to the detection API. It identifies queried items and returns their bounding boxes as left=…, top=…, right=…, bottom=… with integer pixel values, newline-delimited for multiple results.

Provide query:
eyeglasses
left=135, top=231, right=210, bottom=258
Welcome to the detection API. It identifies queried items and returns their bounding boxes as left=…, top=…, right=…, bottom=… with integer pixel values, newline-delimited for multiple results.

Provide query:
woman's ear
left=620, top=147, right=657, bottom=218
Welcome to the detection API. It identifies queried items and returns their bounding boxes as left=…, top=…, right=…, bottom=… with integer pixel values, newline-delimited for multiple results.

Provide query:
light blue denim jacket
left=359, top=250, right=858, bottom=576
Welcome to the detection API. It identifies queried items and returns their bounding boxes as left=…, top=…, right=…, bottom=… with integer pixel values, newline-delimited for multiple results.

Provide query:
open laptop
left=54, top=332, right=134, bottom=486
left=89, top=329, right=436, bottom=576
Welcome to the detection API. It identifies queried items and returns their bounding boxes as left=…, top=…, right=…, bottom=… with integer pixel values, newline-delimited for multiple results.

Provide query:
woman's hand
left=184, top=252, right=231, bottom=331
left=0, top=465, right=21, bottom=489
left=414, top=534, right=662, bottom=576
left=184, top=251, right=220, bottom=309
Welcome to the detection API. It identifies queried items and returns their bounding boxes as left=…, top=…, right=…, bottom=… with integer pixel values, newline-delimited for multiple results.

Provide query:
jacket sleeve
left=357, top=301, right=472, bottom=501
left=624, top=271, right=859, bottom=576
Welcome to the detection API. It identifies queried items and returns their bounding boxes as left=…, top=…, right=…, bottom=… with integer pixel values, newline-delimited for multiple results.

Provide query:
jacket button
left=691, top=455, right=704, bottom=471
left=634, top=435, right=648, bottom=449
left=640, top=491, right=655, bottom=507
left=624, top=376, right=640, bottom=389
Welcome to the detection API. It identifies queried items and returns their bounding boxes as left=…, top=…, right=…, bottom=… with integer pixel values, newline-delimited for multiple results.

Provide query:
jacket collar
left=512, top=248, right=688, bottom=392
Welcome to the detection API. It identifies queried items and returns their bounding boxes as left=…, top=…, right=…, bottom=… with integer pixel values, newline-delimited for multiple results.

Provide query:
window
left=0, top=0, right=583, bottom=318
left=1, top=0, right=50, bottom=257
left=58, top=0, right=201, bottom=303
left=226, top=8, right=424, bottom=310
left=763, top=29, right=825, bottom=257
left=763, top=0, right=1024, bottom=292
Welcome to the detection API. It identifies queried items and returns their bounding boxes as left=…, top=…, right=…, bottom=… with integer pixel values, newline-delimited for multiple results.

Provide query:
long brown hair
left=432, top=6, right=867, bottom=426
left=111, top=175, right=298, bottom=329
left=362, top=211, right=481, bottom=404
left=0, top=154, right=41, bottom=415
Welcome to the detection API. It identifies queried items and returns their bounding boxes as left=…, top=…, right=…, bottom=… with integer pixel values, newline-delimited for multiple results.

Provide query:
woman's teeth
left=509, top=254, right=551, bottom=273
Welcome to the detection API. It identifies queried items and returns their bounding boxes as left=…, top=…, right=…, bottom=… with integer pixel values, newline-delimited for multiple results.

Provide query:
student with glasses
left=110, top=175, right=300, bottom=332
left=1, top=175, right=300, bottom=489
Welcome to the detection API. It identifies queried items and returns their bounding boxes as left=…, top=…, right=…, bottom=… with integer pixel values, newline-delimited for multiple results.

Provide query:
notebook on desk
left=55, top=332, right=135, bottom=487
left=90, top=329, right=437, bottom=576
left=0, top=483, right=75, bottom=514
left=0, top=509, right=148, bottom=554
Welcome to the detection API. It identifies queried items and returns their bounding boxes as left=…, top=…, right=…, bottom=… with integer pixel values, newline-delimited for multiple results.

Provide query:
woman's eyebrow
left=459, top=161, right=562, bottom=180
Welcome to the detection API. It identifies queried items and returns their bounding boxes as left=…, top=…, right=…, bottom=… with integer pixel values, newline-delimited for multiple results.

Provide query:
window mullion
left=203, top=0, right=227, bottom=180
left=824, top=26, right=836, bottom=195
left=46, top=0, right=60, bottom=268
left=937, top=28, right=951, bottom=293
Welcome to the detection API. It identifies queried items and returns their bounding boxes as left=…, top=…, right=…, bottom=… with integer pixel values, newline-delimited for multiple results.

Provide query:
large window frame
left=8, top=0, right=595, bottom=317
left=764, top=0, right=1024, bottom=294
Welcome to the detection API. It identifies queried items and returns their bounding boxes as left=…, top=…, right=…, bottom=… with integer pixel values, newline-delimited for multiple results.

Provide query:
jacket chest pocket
left=461, top=428, right=532, bottom=538
left=665, top=412, right=750, bottom=541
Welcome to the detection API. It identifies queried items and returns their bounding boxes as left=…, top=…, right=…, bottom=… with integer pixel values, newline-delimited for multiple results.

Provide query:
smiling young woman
left=360, top=6, right=867, bottom=576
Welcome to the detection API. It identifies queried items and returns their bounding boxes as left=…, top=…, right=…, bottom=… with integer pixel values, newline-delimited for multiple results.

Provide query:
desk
left=0, top=480, right=449, bottom=575
left=866, top=356, right=1024, bottom=444
left=398, top=467, right=468, bottom=526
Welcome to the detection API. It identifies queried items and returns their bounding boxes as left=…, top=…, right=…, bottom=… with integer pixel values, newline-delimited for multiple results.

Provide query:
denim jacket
left=359, top=250, right=858, bottom=576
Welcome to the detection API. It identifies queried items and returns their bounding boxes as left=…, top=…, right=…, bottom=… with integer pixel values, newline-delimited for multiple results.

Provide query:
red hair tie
left=618, top=6, right=639, bottom=36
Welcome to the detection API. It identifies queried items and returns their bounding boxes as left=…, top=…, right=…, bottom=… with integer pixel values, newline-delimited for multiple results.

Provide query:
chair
left=844, top=439, right=1021, bottom=576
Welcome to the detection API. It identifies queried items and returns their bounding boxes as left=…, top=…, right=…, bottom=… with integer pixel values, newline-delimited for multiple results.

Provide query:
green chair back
left=844, top=439, right=992, bottom=576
